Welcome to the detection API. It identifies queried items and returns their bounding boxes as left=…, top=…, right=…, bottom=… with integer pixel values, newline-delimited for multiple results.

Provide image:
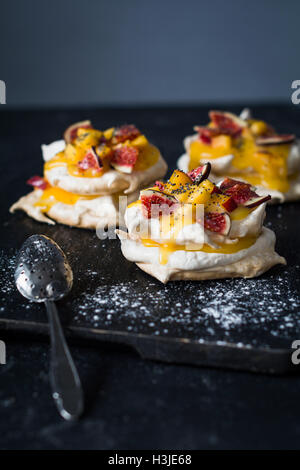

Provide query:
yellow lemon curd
left=189, top=120, right=293, bottom=193
left=141, top=236, right=256, bottom=266
left=34, top=186, right=97, bottom=212
left=45, top=127, right=160, bottom=178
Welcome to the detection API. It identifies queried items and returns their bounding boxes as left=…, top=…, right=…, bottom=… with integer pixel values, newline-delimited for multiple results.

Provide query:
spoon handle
left=45, top=300, right=84, bottom=420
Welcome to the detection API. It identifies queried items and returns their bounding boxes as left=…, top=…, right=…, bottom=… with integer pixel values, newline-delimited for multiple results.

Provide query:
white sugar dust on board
left=0, top=250, right=17, bottom=296
left=0, top=249, right=34, bottom=313
left=72, top=263, right=300, bottom=348
left=0, top=249, right=44, bottom=320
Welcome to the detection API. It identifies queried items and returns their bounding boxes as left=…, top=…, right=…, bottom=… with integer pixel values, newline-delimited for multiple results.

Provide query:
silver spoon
left=14, top=234, right=84, bottom=421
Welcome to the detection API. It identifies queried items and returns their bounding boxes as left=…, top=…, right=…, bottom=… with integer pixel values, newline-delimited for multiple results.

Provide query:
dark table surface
left=1, top=104, right=300, bottom=450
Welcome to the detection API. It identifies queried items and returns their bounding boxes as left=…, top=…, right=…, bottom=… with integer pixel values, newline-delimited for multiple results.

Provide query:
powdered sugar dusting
left=0, top=250, right=40, bottom=314
left=71, top=263, right=300, bottom=348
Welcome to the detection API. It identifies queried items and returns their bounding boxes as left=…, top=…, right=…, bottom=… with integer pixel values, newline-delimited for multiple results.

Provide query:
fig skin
left=244, top=195, right=271, bottom=208
left=188, top=163, right=211, bottom=184
left=256, top=134, right=295, bottom=146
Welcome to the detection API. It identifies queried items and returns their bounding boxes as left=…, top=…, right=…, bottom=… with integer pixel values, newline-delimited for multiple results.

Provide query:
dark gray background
left=0, top=0, right=298, bottom=107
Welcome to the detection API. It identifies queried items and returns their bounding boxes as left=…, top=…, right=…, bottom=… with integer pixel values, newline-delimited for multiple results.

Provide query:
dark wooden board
left=1, top=105, right=300, bottom=374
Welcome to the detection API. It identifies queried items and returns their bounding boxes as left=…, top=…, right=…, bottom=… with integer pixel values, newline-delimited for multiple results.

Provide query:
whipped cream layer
left=125, top=200, right=266, bottom=247
left=118, top=226, right=284, bottom=272
left=43, top=140, right=167, bottom=196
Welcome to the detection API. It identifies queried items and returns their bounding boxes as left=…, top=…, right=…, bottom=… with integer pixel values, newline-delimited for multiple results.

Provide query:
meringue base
left=10, top=189, right=139, bottom=229
left=117, top=228, right=286, bottom=283
left=136, top=253, right=285, bottom=283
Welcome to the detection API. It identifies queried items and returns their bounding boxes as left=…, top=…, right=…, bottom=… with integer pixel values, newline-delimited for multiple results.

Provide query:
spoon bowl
left=15, top=234, right=73, bottom=302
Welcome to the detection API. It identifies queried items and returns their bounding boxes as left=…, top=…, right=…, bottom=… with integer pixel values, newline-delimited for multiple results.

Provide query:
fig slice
left=194, top=126, right=219, bottom=144
left=188, top=163, right=211, bottom=184
left=219, top=178, right=271, bottom=207
left=204, top=212, right=231, bottom=236
left=77, top=146, right=103, bottom=172
left=221, top=195, right=238, bottom=212
left=219, top=178, right=258, bottom=205
left=209, top=111, right=246, bottom=137
left=27, top=175, right=49, bottom=190
left=219, top=177, right=250, bottom=192
left=111, top=146, right=139, bottom=174
left=211, top=184, right=222, bottom=194
left=223, top=184, right=257, bottom=205
left=140, top=189, right=178, bottom=203
left=140, top=189, right=178, bottom=218
left=63, top=120, right=92, bottom=143
left=256, top=134, right=295, bottom=146
left=114, top=124, right=141, bottom=143
left=244, top=195, right=271, bottom=208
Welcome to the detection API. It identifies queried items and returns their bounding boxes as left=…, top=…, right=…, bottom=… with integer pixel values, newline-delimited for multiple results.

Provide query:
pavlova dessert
left=117, top=164, right=286, bottom=283
left=10, top=121, right=167, bottom=229
left=178, top=109, right=300, bottom=203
